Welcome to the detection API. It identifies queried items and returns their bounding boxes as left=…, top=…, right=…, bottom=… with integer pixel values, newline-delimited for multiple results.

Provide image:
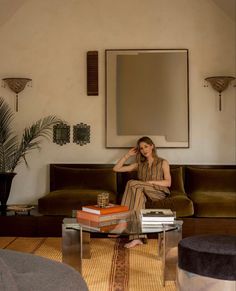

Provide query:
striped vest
left=137, top=157, right=170, bottom=194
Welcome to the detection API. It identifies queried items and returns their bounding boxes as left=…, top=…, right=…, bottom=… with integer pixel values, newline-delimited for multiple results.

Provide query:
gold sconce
left=205, top=76, right=235, bottom=111
left=2, top=77, right=32, bottom=112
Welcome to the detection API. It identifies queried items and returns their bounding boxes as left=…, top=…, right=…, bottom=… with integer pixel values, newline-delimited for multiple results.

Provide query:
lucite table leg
left=162, top=228, right=166, bottom=286
left=163, top=222, right=183, bottom=286
left=157, top=233, right=163, bottom=258
left=62, top=223, right=82, bottom=273
left=157, top=230, right=167, bottom=286
left=62, top=219, right=91, bottom=275
left=157, top=222, right=183, bottom=286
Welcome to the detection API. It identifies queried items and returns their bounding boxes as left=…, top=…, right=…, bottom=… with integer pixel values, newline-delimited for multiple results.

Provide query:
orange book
left=82, top=204, right=129, bottom=215
left=77, top=218, right=128, bottom=232
left=76, top=209, right=130, bottom=222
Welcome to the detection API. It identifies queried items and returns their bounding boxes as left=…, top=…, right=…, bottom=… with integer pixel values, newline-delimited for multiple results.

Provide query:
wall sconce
left=53, top=123, right=70, bottom=146
left=2, top=77, right=32, bottom=112
left=205, top=76, right=235, bottom=111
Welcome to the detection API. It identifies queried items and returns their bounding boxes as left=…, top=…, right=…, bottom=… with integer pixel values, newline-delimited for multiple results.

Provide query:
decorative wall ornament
left=205, top=76, right=235, bottom=111
left=87, top=51, right=98, bottom=95
left=53, top=123, right=70, bottom=145
left=73, top=123, right=90, bottom=146
left=2, top=78, right=32, bottom=112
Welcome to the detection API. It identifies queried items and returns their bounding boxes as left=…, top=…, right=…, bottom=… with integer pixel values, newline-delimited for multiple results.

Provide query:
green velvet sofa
left=38, top=164, right=236, bottom=220
left=38, top=164, right=118, bottom=216
left=147, top=165, right=236, bottom=218
left=38, top=164, right=194, bottom=217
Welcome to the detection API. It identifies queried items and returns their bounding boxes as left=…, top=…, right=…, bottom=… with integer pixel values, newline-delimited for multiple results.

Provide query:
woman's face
left=138, top=142, right=153, bottom=158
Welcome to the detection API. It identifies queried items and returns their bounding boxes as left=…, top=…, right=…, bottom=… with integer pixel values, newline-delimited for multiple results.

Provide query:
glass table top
left=64, top=210, right=183, bottom=236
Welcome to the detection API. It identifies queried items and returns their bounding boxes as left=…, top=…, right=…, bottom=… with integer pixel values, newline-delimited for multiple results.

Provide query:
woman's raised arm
left=113, top=147, right=138, bottom=172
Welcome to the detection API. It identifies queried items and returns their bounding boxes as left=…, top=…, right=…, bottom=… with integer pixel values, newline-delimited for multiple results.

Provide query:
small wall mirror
left=53, top=123, right=70, bottom=145
left=73, top=123, right=90, bottom=146
left=105, top=49, right=189, bottom=148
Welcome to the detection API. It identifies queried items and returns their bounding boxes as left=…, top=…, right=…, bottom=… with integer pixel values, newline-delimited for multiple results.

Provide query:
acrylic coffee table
left=62, top=211, right=183, bottom=286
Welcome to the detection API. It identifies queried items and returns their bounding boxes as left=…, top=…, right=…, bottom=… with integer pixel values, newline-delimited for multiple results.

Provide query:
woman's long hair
left=136, top=136, right=157, bottom=163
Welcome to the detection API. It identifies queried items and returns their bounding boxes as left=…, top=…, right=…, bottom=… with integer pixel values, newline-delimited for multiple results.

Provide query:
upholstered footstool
left=0, top=249, right=88, bottom=291
left=177, top=235, right=236, bottom=291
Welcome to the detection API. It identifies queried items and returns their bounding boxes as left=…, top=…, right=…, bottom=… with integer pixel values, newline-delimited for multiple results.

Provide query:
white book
left=140, top=209, right=174, bottom=221
left=141, top=220, right=175, bottom=225
left=141, top=216, right=174, bottom=222
left=141, top=208, right=174, bottom=216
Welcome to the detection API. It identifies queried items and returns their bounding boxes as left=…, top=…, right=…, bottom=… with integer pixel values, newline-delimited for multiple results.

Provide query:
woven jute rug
left=0, top=237, right=176, bottom=291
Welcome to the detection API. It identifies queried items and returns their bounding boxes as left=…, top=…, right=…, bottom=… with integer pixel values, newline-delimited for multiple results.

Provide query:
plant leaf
left=0, top=97, right=61, bottom=172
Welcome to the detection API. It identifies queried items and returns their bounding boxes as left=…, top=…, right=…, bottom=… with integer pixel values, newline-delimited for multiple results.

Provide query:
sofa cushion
left=185, top=167, right=236, bottom=217
left=170, top=166, right=186, bottom=194
left=50, top=166, right=117, bottom=193
left=146, top=166, right=193, bottom=217
left=146, top=192, right=194, bottom=217
left=38, top=189, right=117, bottom=216
left=190, top=191, right=236, bottom=217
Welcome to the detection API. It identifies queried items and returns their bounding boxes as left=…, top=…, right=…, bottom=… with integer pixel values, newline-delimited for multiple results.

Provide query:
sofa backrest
left=50, top=164, right=117, bottom=193
left=185, top=166, right=236, bottom=193
left=169, top=166, right=186, bottom=194
left=49, top=164, right=236, bottom=198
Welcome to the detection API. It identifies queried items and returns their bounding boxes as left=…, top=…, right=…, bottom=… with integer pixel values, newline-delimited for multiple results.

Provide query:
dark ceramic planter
left=0, top=172, right=16, bottom=215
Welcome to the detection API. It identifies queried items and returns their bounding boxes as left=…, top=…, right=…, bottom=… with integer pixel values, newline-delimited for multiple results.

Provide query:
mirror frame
left=73, top=123, right=90, bottom=146
left=105, top=48, right=189, bottom=148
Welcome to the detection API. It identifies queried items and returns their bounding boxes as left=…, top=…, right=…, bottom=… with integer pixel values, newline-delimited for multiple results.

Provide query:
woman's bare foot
left=124, top=239, right=143, bottom=248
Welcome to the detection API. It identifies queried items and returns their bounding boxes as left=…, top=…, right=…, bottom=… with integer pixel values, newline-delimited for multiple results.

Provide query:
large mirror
left=105, top=49, right=189, bottom=148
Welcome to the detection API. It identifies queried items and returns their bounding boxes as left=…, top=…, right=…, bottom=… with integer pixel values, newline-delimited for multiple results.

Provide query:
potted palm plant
left=0, top=97, right=60, bottom=214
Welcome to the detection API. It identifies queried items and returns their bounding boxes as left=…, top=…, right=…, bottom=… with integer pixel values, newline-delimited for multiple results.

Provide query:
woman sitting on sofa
left=113, top=136, right=171, bottom=248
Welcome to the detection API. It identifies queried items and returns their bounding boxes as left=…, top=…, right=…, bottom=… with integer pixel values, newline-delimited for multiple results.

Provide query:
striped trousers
left=121, top=179, right=166, bottom=241
left=121, top=179, right=166, bottom=210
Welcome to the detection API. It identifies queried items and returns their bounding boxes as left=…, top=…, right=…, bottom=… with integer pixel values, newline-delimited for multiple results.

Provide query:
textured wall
left=0, top=0, right=235, bottom=204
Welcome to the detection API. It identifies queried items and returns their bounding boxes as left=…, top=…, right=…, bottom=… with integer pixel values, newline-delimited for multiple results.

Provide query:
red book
left=82, top=204, right=129, bottom=215
left=76, top=209, right=130, bottom=222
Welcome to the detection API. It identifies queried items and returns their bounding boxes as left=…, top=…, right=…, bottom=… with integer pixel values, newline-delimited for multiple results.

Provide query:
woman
left=113, top=136, right=171, bottom=248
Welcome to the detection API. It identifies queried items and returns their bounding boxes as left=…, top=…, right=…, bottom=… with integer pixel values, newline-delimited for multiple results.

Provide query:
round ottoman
left=0, top=249, right=88, bottom=291
left=177, top=235, right=236, bottom=291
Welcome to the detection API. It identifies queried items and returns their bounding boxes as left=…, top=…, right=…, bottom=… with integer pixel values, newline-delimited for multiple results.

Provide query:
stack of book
left=76, top=204, right=130, bottom=232
left=140, top=209, right=175, bottom=229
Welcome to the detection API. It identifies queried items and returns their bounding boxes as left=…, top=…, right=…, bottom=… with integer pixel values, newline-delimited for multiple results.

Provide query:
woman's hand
left=126, top=147, right=138, bottom=159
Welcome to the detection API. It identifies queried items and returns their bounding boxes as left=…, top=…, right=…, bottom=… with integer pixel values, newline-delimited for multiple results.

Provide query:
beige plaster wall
left=0, top=0, right=235, bottom=204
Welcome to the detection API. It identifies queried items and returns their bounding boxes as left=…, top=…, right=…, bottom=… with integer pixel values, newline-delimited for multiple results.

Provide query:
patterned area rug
left=0, top=237, right=176, bottom=291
